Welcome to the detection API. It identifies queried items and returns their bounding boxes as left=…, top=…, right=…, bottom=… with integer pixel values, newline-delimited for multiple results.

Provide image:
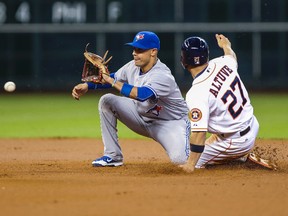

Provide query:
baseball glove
left=81, top=43, right=112, bottom=83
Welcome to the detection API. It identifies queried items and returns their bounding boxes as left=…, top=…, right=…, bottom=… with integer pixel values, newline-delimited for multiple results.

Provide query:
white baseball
left=4, top=81, right=16, bottom=92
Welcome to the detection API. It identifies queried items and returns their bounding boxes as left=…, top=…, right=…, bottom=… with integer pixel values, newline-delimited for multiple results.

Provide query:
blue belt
left=239, top=126, right=250, bottom=136
left=221, top=126, right=250, bottom=138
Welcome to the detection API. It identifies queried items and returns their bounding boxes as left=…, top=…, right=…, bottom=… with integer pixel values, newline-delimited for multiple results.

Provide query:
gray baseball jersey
left=115, top=59, right=188, bottom=121
left=99, top=59, right=191, bottom=164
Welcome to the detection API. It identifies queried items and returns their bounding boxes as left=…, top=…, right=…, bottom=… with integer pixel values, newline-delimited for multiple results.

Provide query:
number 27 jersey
left=185, top=55, right=254, bottom=134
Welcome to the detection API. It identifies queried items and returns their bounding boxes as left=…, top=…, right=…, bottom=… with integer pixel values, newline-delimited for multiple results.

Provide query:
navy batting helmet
left=181, top=36, right=209, bottom=68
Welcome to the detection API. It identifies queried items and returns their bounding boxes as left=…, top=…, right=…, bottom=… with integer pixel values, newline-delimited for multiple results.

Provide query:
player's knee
left=168, top=152, right=188, bottom=165
left=98, top=93, right=115, bottom=110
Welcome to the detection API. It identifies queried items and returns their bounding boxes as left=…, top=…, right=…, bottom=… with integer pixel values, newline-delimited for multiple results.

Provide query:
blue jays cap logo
left=136, top=34, right=144, bottom=41
left=125, top=31, right=160, bottom=50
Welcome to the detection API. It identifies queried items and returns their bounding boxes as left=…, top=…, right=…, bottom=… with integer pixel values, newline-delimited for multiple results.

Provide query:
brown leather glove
left=81, top=43, right=112, bottom=83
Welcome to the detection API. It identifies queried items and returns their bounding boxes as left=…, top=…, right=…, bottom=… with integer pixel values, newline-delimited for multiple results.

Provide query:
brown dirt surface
left=0, top=138, right=288, bottom=216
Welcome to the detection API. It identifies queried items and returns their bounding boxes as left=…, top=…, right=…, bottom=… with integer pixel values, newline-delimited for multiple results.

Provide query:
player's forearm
left=103, top=75, right=152, bottom=101
left=104, top=77, right=137, bottom=98
left=190, top=131, right=206, bottom=145
left=187, top=131, right=206, bottom=168
left=223, top=45, right=237, bottom=60
left=103, top=75, right=126, bottom=93
left=186, top=152, right=202, bottom=169
left=216, top=34, right=237, bottom=60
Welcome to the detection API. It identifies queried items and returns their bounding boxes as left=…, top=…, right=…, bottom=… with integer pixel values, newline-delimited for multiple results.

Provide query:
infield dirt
left=0, top=138, right=287, bottom=216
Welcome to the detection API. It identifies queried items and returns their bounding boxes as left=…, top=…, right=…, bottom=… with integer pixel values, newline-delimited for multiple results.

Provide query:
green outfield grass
left=0, top=92, right=287, bottom=139
left=250, top=93, right=288, bottom=139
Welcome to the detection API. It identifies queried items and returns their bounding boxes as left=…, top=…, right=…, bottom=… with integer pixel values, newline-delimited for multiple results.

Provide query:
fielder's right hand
left=72, top=83, right=88, bottom=100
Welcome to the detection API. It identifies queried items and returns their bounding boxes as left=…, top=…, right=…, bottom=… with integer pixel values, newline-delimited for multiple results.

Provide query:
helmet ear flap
left=181, top=37, right=209, bottom=67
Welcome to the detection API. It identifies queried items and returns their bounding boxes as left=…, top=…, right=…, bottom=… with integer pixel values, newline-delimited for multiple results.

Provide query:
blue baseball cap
left=125, top=31, right=160, bottom=50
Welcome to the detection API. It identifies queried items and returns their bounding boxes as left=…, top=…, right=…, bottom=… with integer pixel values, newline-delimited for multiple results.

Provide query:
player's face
left=132, top=48, right=157, bottom=72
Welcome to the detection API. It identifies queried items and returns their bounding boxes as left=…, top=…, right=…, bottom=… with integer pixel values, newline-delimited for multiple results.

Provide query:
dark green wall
left=0, top=0, right=287, bottom=91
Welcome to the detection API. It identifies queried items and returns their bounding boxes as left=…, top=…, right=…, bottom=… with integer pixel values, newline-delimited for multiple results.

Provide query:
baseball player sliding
left=72, top=31, right=190, bottom=167
left=180, top=34, right=276, bottom=172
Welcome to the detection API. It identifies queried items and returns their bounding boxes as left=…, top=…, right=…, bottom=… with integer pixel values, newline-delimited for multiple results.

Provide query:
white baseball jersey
left=186, top=55, right=254, bottom=134
left=115, top=59, right=188, bottom=121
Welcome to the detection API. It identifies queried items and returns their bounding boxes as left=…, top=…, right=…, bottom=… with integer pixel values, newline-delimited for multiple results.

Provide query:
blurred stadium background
left=0, top=0, right=287, bottom=92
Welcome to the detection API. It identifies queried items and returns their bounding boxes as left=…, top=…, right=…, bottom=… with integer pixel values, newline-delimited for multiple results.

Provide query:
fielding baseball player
left=72, top=31, right=191, bottom=167
left=180, top=34, right=275, bottom=172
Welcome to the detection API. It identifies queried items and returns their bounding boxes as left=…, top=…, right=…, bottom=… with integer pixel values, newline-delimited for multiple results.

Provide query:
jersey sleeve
left=186, top=87, right=209, bottom=132
left=143, top=69, right=175, bottom=98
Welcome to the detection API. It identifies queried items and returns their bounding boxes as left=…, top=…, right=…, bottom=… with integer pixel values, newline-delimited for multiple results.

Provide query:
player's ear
left=151, top=48, right=158, bottom=57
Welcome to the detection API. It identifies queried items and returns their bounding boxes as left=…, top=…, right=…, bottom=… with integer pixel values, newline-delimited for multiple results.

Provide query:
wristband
left=112, top=78, right=117, bottom=87
left=120, top=83, right=133, bottom=97
left=190, top=144, right=205, bottom=153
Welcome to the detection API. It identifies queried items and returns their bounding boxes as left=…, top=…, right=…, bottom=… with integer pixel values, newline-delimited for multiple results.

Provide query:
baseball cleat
left=92, top=156, right=123, bottom=167
left=247, top=152, right=277, bottom=170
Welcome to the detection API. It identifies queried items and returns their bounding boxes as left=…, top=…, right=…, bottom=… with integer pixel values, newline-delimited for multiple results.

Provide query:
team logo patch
left=136, top=34, right=144, bottom=41
left=189, top=108, right=202, bottom=122
left=146, top=104, right=162, bottom=116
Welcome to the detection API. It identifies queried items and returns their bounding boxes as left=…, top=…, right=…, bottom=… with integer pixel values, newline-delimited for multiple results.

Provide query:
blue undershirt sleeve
left=120, top=84, right=155, bottom=101
left=86, top=73, right=115, bottom=90
left=136, top=86, right=156, bottom=102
